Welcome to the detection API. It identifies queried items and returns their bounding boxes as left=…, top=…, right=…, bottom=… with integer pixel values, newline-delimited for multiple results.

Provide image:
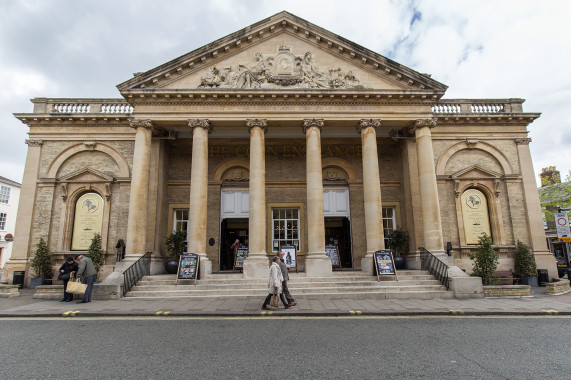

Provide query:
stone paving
left=2, top=286, right=571, bottom=317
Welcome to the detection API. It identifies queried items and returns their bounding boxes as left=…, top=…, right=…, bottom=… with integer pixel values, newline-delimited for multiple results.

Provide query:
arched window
left=71, top=192, right=104, bottom=250
left=461, top=188, right=492, bottom=244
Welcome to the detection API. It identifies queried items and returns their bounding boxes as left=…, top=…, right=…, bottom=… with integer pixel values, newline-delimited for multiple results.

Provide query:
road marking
left=349, top=310, right=355, bottom=315
left=260, top=311, right=273, bottom=316
left=155, top=311, right=163, bottom=316
left=349, top=310, right=363, bottom=315
left=449, top=310, right=465, bottom=315
left=62, top=311, right=81, bottom=317
left=155, top=311, right=171, bottom=316
left=543, top=309, right=559, bottom=315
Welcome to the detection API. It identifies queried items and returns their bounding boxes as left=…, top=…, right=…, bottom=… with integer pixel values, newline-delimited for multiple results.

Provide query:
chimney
left=540, top=166, right=561, bottom=186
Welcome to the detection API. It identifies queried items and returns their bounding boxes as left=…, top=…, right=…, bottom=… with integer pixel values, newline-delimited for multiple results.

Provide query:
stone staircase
left=123, top=270, right=454, bottom=300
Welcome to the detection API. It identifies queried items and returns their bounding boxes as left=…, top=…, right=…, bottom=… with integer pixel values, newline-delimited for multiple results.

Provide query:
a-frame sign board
left=373, top=250, right=398, bottom=282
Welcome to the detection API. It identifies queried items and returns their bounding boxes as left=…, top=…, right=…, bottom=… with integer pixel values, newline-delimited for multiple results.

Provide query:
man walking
left=75, top=254, right=97, bottom=303
left=278, top=250, right=296, bottom=307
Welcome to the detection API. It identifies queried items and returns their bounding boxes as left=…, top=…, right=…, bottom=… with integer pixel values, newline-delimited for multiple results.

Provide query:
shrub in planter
left=514, top=240, right=538, bottom=286
left=165, top=230, right=187, bottom=274
left=87, top=233, right=104, bottom=274
left=386, top=228, right=409, bottom=269
left=469, top=233, right=499, bottom=285
left=30, top=238, right=53, bottom=287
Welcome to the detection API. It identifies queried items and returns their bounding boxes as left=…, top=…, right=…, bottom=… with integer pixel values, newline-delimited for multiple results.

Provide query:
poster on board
left=325, top=244, right=342, bottom=270
left=176, top=253, right=200, bottom=285
left=373, top=250, right=398, bottom=281
left=234, top=246, right=248, bottom=271
left=279, top=243, right=298, bottom=273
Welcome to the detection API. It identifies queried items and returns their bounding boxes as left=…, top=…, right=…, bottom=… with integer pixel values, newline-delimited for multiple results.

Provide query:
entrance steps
left=123, top=270, right=454, bottom=300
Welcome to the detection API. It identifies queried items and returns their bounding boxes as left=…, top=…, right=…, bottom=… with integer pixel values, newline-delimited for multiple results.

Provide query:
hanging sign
left=176, top=253, right=199, bottom=284
left=374, top=250, right=398, bottom=281
left=279, top=243, right=298, bottom=273
left=325, top=244, right=342, bottom=270
left=233, top=246, right=248, bottom=271
left=555, top=212, right=570, bottom=239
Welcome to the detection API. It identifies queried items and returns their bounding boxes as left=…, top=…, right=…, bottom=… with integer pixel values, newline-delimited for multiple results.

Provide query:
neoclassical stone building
left=3, top=12, right=556, bottom=288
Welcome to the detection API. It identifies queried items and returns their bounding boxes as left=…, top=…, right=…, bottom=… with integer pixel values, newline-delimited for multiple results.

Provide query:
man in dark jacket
left=75, top=254, right=97, bottom=303
left=58, top=256, right=78, bottom=302
left=278, top=251, right=296, bottom=307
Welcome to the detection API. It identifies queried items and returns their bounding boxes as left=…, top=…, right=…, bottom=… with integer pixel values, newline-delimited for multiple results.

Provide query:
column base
left=361, top=254, right=374, bottom=276
left=198, top=255, right=212, bottom=280
left=305, top=254, right=332, bottom=277
left=243, top=254, right=270, bottom=279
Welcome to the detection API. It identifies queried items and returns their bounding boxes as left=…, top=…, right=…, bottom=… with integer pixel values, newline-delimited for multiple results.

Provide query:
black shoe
left=65, top=299, right=73, bottom=302
left=60, top=299, right=66, bottom=302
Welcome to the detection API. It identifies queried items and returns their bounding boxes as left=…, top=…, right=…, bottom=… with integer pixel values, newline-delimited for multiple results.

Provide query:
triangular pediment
left=450, top=165, right=502, bottom=179
left=58, top=167, right=114, bottom=182
left=118, top=12, right=447, bottom=93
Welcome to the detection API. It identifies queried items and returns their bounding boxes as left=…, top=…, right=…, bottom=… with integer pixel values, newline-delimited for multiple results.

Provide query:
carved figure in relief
left=301, top=52, right=328, bottom=88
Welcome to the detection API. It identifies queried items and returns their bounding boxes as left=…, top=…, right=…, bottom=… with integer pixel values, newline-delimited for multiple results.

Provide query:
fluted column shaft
left=358, top=119, right=384, bottom=274
left=303, top=119, right=332, bottom=276
left=414, top=119, right=444, bottom=254
left=187, top=119, right=212, bottom=278
left=125, top=120, right=153, bottom=258
left=243, top=119, right=269, bottom=278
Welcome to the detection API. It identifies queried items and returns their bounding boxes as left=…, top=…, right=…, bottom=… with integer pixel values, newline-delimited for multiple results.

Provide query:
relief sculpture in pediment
left=199, top=46, right=366, bottom=89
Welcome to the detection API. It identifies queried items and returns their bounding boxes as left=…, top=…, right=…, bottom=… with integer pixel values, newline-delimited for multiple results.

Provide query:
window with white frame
left=173, top=209, right=189, bottom=234
left=0, top=213, right=6, bottom=230
left=382, top=206, right=396, bottom=246
left=0, top=186, right=10, bottom=204
left=272, top=208, right=300, bottom=253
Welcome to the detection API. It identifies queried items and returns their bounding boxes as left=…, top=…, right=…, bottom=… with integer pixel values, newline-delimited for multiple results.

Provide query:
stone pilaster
left=413, top=118, right=445, bottom=254
left=303, top=119, right=332, bottom=276
left=357, top=119, right=384, bottom=275
left=125, top=119, right=153, bottom=259
left=1, top=139, right=43, bottom=284
left=188, top=119, right=213, bottom=278
left=243, top=119, right=270, bottom=278
left=515, top=137, right=557, bottom=278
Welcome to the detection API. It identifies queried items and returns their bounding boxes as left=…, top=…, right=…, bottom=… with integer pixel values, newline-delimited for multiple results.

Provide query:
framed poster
left=176, top=253, right=199, bottom=285
left=279, top=243, right=298, bottom=273
left=233, top=246, right=248, bottom=271
left=325, top=244, right=342, bottom=270
left=374, top=250, right=398, bottom=281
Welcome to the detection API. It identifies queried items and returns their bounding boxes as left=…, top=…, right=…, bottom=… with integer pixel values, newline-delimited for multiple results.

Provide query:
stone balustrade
left=31, top=98, right=134, bottom=114
left=432, top=99, right=524, bottom=114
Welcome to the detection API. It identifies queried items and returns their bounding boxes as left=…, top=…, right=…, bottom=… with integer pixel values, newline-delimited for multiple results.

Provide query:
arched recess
left=321, top=157, right=358, bottom=181
left=436, top=141, right=513, bottom=176
left=212, top=158, right=250, bottom=182
left=46, top=142, right=130, bottom=178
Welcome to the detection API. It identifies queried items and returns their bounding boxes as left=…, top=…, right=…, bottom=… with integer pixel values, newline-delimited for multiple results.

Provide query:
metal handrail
left=122, top=252, right=152, bottom=296
left=420, top=247, right=450, bottom=289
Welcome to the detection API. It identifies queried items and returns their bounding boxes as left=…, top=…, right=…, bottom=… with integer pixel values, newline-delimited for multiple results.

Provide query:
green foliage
left=386, top=228, right=409, bottom=257
left=469, top=233, right=499, bottom=285
left=166, top=230, right=187, bottom=260
left=87, top=233, right=104, bottom=272
left=538, top=179, right=571, bottom=224
left=514, top=240, right=537, bottom=276
left=30, top=238, right=53, bottom=278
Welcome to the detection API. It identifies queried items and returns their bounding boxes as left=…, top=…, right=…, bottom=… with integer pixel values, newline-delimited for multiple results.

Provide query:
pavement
left=2, top=286, right=571, bottom=317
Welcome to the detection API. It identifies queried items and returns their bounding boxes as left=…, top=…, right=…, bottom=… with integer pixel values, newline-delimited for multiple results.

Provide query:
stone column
left=303, top=119, right=332, bottom=276
left=243, top=119, right=269, bottom=278
left=188, top=119, right=213, bottom=278
left=516, top=138, right=557, bottom=278
left=358, top=119, right=385, bottom=274
left=1, top=139, right=43, bottom=284
left=125, top=119, right=153, bottom=259
left=414, top=118, right=444, bottom=254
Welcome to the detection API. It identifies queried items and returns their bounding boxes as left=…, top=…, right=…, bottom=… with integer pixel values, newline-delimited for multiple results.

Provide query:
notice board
left=325, top=244, right=342, bottom=270
left=279, top=243, right=298, bottom=273
left=373, top=250, right=398, bottom=281
left=177, top=253, right=200, bottom=284
left=234, top=246, right=248, bottom=271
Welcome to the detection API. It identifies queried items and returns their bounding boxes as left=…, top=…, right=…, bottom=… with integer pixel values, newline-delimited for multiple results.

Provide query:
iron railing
left=122, top=252, right=152, bottom=296
left=420, top=247, right=450, bottom=289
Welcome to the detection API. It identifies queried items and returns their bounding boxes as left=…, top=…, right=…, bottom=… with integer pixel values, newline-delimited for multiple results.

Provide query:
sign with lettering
left=279, top=243, right=298, bottom=273
left=374, top=250, right=398, bottom=281
left=209, top=144, right=362, bottom=158
left=71, top=192, right=104, bottom=250
left=325, top=244, right=342, bottom=270
left=555, top=212, right=570, bottom=239
left=461, top=189, right=491, bottom=244
left=234, top=246, right=248, bottom=271
left=177, top=253, right=199, bottom=284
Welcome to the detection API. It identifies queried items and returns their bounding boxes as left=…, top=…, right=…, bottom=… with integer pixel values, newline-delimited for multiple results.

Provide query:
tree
left=166, top=230, right=187, bottom=261
left=514, top=240, right=537, bottom=277
left=30, top=238, right=54, bottom=278
left=386, top=228, right=409, bottom=257
left=87, top=233, right=104, bottom=272
left=539, top=172, right=571, bottom=224
left=469, top=233, right=498, bottom=285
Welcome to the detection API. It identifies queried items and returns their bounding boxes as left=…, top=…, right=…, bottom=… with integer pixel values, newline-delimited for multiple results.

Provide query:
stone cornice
left=434, top=114, right=540, bottom=125
left=25, top=139, right=43, bottom=147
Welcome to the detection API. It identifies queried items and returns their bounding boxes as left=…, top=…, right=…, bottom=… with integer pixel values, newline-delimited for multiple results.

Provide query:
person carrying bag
left=58, top=256, right=78, bottom=302
left=262, top=256, right=290, bottom=310
left=66, top=272, right=88, bottom=295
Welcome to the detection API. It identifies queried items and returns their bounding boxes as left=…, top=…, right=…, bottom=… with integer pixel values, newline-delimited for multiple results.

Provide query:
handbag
left=67, top=277, right=87, bottom=295
left=270, top=288, right=279, bottom=308
left=61, top=273, right=70, bottom=281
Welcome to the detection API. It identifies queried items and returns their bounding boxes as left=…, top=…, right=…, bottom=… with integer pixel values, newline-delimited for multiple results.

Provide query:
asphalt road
left=1, top=316, right=569, bottom=379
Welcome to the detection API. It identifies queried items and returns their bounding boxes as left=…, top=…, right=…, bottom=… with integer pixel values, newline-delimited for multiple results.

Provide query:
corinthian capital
left=302, top=118, right=324, bottom=134
left=414, top=118, right=438, bottom=129
left=514, top=137, right=532, bottom=145
left=246, top=119, right=268, bottom=134
left=129, top=118, right=153, bottom=130
left=188, top=119, right=213, bottom=134
left=356, top=119, right=381, bottom=134
left=25, top=139, right=43, bottom=147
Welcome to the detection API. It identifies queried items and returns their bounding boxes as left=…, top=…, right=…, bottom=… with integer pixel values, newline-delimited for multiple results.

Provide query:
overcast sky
left=1, top=0, right=569, bottom=186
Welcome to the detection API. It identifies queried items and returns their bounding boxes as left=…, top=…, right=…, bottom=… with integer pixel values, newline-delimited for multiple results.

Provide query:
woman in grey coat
left=261, top=256, right=289, bottom=310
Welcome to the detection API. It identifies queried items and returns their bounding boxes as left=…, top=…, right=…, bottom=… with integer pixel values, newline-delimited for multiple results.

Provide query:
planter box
left=484, top=285, right=531, bottom=297
left=545, top=279, right=571, bottom=294
left=0, top=284, right=21, bottom=298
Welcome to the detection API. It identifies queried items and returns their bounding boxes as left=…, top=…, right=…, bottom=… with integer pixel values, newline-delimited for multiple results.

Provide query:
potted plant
left=87, top=233, right=105, bottom=279
left=514, top=240, right=538, bottom=286
left=165, top=230, right=187, bottom=274
left=386, top=228, right=409, bottom=269
left=30, top=238, right=54, bottom=288
left=469, top=233, right=499, bottom=285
